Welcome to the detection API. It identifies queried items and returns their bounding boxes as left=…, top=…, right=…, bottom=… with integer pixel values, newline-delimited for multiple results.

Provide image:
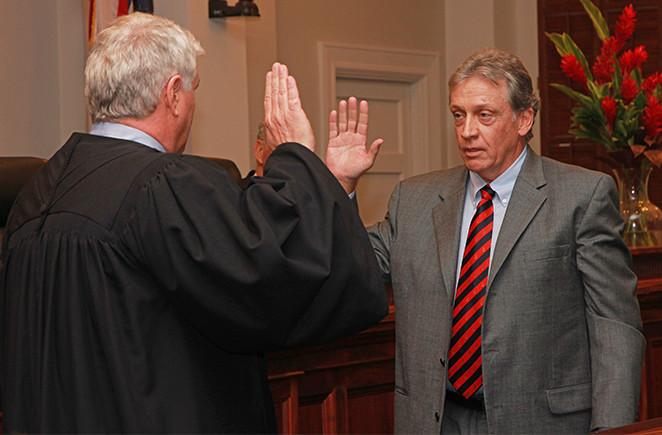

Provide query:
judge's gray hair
left=448, top=48, right=540, bottom=142
left=85, top=12, right=204, bottom=123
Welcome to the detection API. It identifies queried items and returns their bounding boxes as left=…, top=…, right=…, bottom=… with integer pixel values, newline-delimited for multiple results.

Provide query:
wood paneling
left=634, top=247, right=662, bottom=420
left=267, top=304, right=395, bottom=434
left=637, top=276, right=662, bottom=420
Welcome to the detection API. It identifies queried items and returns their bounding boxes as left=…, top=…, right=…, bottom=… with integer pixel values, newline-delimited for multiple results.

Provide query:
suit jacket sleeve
left=122, top=143, right=388, bottom=353
left=577, top=174, right=646, bottom=429
left=366, top=182, right=403, bottom=281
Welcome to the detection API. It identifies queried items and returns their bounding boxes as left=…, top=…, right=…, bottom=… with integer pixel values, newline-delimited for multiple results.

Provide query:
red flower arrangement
left=547, top=0, right=662, bottom=169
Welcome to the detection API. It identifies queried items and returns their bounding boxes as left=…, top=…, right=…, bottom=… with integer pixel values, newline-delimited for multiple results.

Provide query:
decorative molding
left=317, top=41, right=443, bottom=173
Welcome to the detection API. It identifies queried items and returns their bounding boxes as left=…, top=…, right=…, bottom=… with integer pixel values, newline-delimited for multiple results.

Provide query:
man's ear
left=517, top=108, right=534, bottom=137
left=254, top=139, right=266, bottom=165
left=164, top=74, right=183, bottom=116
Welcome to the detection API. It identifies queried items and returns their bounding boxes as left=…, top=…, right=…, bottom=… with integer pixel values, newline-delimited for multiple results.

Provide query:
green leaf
left=545, top=32, right=569, bottom=56
left=587, top=81, right=609, bottom=99
left=551, top=83, right=595, bottom=106
left=580, top=0, right=610, bottom=40
left=633, top=91, right=648, bottom=110
left=612, top=64, right=623, bottom=89
left=571, top=128, right=610, bottom=147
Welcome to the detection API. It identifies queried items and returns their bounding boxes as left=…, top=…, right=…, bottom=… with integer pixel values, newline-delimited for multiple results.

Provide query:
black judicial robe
left=0, top=133, right=388, bottom=433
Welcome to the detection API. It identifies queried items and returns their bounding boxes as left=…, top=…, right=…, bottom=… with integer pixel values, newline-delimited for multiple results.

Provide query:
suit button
left=435, top=411, right=440, bottom=422
left=440, top=358, right=445, bottom=367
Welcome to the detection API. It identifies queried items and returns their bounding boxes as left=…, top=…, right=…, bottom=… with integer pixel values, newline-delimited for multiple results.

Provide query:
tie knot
left=480, top=185, right=495, bottom=201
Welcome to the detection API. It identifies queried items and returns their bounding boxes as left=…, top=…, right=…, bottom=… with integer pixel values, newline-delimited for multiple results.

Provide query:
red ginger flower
left=592, top=37, right=622, bottom=84
left=561, top=54, right=587, bottom=87
left=615, top=4, right=637, bottom=43
left=550, top=4, right=662, bottom=168
left=644, top=72, right=662, bottom=95
left=621, top=76, right=639, bottom=104
left=602, top=96, right=617, bottom=130
left=593, top=55, right=615, bottom=84
left=601, top=35, right=624, bottom=58
left=620, top=46, right=648, bottom=76
left=643, top=95, right=662, bottom=139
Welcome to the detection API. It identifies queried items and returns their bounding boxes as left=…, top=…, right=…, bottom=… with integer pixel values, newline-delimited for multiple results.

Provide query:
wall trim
left=317, top=41, right=443, bottom=173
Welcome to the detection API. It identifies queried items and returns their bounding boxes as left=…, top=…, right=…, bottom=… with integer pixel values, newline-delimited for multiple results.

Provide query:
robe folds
left=0, top=133, right=388, bottom=433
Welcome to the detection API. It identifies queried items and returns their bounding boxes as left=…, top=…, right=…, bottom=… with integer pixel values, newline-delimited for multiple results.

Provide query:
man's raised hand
left=263, top=62, right=315, bottom=152
left=326, top=97, right=383, bottom=194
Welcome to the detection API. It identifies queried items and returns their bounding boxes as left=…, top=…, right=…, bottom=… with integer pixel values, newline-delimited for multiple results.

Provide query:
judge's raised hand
left=263, top=62, right=315, bottom=152
left=325, top=97, right=383, bottom=194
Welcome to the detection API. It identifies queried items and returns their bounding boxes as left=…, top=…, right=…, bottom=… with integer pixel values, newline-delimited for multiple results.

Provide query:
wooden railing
left=266, top=248, right=662, bottom=433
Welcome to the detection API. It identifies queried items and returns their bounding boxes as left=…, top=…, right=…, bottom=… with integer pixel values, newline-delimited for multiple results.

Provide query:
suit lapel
left=432, top=167, right=468, bottom=300
left=488, top=148, right=547, bottom=287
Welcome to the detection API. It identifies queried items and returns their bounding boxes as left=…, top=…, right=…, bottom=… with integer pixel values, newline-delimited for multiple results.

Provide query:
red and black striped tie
left=448, top=184, right=495, bottom=399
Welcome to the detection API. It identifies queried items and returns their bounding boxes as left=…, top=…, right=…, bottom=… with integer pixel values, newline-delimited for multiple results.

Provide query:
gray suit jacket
left=368, top=148, right=645, bottom=434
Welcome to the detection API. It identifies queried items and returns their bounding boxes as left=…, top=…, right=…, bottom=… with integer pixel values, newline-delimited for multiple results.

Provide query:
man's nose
left=461, top=115, right=478, bottom=139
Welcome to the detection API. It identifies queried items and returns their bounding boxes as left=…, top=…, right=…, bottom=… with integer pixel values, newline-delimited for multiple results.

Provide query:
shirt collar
left=90, top=122, right=166, bottom=153
left=468, top=146, right=528, bottom=208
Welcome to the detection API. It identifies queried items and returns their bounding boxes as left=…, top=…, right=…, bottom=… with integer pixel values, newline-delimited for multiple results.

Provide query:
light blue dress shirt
left=90, top=122, right=166, bottom=153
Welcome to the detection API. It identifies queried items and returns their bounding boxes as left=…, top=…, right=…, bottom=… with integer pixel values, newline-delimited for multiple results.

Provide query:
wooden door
left=336, top=78, right=414, bottom=226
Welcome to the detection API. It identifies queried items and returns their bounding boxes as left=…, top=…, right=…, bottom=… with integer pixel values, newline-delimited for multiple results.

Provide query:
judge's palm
left=326, top=98, right=383, bottom=193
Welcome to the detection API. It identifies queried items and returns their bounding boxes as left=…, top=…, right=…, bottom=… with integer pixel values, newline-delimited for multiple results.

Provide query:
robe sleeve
left=121, top=142, right=388, bottom=353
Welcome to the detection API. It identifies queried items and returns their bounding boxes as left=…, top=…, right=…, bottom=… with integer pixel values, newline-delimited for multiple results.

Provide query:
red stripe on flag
left=117, top=0, right=129, bottom=16
left=88, top=0, right=97, bottom=46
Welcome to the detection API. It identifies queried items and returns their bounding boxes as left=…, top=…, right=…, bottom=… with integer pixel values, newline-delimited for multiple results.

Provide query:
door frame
left=317, top=41, right=443, bottom=175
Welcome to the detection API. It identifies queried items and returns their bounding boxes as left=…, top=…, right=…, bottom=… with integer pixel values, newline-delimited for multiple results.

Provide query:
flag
left=88, top=0, right=154, bottom=48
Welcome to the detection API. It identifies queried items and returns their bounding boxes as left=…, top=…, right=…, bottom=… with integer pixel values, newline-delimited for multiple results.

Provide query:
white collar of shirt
left=467, top=146, right=528, bottom=211
left=90, top=122, right=166, bottom=153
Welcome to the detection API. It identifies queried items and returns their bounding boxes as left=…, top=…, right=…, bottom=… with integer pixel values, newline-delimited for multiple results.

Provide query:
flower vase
left=613, top=160, right=662, bottom=247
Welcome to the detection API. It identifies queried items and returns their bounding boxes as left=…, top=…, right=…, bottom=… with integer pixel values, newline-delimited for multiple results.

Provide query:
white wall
left=273, top=0, right=446, bottom=167
left=0, top=1, right=86, bottom=159
left=0, top=0, right=538, bottom=176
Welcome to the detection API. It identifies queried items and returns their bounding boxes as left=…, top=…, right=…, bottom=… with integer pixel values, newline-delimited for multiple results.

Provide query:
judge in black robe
left=0, top=132, right=387, bottom=433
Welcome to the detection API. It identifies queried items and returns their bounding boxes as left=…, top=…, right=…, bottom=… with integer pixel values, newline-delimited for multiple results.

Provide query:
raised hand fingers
left=357, top=99, right=369, bottom=136
left=338, top=99, right=348, bottom=133
left=329, top=109, right=338, bottom=139
left=265, top=63, right=281, bottom=122
left=268, top=64, right=304, bottom=118
left=368, top=138, right=384, bottom=159
left=287, top=75, right=302, bottom=111
left=347, top=97, right=358, bottom=133
left=277, top=63, right=288, bottom=115
left=264, top=70, right=273, bottom=118
left=330, top=96, right=371, bottom=137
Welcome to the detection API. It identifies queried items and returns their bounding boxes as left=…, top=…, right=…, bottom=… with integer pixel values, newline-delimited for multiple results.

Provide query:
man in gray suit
left=365, top=48, right=645, bottom=433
